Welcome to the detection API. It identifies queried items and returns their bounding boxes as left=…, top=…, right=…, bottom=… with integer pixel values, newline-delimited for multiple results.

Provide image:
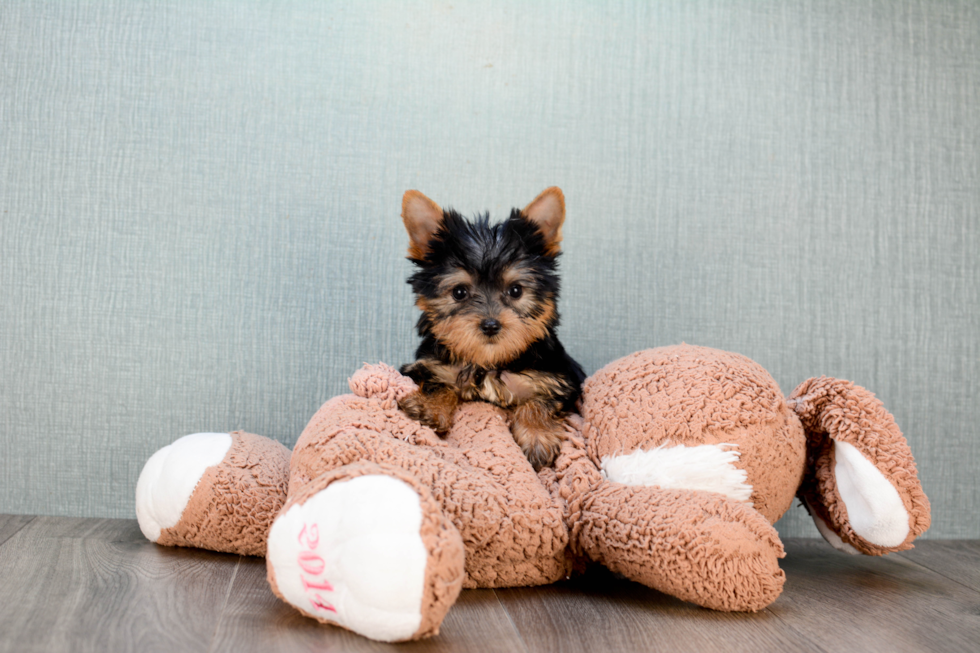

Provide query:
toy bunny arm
left=789, top=377, right=931, bottom=555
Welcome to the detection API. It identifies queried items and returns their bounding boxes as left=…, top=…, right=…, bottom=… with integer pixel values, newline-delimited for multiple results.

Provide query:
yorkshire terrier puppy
left=397, top=187, right=585, bottom=469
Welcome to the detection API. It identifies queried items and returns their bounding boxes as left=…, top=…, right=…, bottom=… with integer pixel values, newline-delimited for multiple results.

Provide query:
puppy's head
left=402, top=188, right=566, bottom=368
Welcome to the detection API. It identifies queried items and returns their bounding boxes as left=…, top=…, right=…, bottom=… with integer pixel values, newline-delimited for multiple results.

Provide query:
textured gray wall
left=1, top=1, right=977, bottom=539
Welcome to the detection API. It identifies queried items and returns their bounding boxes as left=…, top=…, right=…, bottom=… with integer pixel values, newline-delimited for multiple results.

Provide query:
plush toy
left=135, top=344, right=930, bottom=642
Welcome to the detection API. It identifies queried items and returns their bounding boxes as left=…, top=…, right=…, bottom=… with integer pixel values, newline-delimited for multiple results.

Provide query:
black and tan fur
left=398, top=187, right=585, bottom=468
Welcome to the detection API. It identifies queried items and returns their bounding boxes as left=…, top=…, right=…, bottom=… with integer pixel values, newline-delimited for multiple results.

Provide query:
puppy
left=398, top=187, right=585, bottom=468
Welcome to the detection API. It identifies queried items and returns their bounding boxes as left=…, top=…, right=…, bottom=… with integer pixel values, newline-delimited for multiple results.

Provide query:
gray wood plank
left=210, top=555, right=529, bottom=653
left=3, top=515, right=146, bottom=542
left=897, top=540, right=980, bottom=593
left=494, top=565, right=821, bottom=653
left=2, top=518, right=979, bottom=653
left=0, top=516, right=240, bottom=653
left=0, top=514, right=35, bottom=546
left=769, top=538, right=980, bottom=653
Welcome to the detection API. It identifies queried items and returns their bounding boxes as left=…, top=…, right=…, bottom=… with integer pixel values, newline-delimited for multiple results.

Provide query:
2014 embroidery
left=297, top=523, right=336, bottom=613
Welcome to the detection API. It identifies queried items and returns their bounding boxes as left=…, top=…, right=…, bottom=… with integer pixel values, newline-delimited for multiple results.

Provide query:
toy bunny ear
left=522, top=187, right=565, bottom=256
left=402, top=190, right=444, bottom=261
left=788, top=377, right=930, bottom=555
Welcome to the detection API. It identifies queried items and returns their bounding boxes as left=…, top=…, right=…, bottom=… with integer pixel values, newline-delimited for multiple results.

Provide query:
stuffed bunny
left=136, top=344, right=929, bottom=642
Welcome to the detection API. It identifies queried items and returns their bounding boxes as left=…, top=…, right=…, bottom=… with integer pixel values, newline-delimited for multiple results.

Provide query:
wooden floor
left=0, top=515, right=977, bottom=653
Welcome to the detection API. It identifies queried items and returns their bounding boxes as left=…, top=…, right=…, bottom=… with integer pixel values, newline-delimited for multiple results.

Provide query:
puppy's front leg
left=398, top=360, right=459, bottom=435
left=511, top=400, right=566, bottom=469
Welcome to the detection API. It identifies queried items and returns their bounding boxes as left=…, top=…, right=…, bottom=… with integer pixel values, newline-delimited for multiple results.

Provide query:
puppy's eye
left=452, top=285, right=469, bottom=301
left=507, top=284, right=523, bottom=299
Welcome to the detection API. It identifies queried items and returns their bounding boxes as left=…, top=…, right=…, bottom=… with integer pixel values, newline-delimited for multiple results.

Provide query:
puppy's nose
left=480, top=318, right=501, bottom=336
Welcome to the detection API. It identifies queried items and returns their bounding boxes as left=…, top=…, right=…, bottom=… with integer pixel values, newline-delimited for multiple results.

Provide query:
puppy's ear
left=402, top=190, right=444, bottom=260
left=522, top=187, right=565, bottom=256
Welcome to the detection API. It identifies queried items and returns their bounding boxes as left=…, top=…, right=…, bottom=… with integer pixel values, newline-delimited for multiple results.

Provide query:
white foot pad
left=135, top=432, right=232, bottom=542
left=267, top=475, right=428, bottom=643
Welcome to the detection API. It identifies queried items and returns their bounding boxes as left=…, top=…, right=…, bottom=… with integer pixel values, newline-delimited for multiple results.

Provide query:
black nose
left=480, top=318, right=501, bottom=337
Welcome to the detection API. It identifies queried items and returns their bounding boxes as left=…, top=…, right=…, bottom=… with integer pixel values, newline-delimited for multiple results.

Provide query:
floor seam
left=0, top=515, right=37, bottom=548
left=206, top=555, right=242, bottom=653
left=760, top=604, right=832, bottom=653
left=493, top=590, right=532, bottom=653
left=894, top=551, right=980, bottom=596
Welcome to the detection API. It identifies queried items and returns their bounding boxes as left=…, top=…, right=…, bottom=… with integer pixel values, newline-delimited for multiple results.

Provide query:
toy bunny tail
left=788, top=377, right=931, bottom=555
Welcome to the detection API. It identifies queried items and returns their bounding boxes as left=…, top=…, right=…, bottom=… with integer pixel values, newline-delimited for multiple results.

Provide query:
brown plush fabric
left=557, top=346, right=795, bottom=612
left=789, top=376, right=931, bottom=554
left=580, top=344, right=807, bottom=524
left=266, top=460, right=465, bottom=640
left=158, top=431, right=290, bottom=556
left=535, top=415, right=602, bottom=580
left=288, top=364, right=570, bottom=588
left=540, top=416, right=788, bottom=613
left=139, top=346, right=931, bottom=638
left=577, top=481, right=785, bottom=611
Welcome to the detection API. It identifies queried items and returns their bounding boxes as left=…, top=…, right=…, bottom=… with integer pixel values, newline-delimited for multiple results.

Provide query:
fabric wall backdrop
left=1, top=1, right=977, bottom=538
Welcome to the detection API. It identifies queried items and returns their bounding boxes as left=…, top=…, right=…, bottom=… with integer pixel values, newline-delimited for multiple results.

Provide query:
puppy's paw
left=511, top=403, right=565, bottom=469
left=522, top=434, right=562, bottom=469
left=397, top=387, right=458, bottom=435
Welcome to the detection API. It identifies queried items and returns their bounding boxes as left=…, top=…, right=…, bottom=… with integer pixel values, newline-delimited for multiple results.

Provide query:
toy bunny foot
left=576, top=483, right=785, bottom=611
left=136, top=431, right=290, bottom=555
left=266, top=461, right=465, bottom=642
left=789, top=377, right=931, bottom=555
